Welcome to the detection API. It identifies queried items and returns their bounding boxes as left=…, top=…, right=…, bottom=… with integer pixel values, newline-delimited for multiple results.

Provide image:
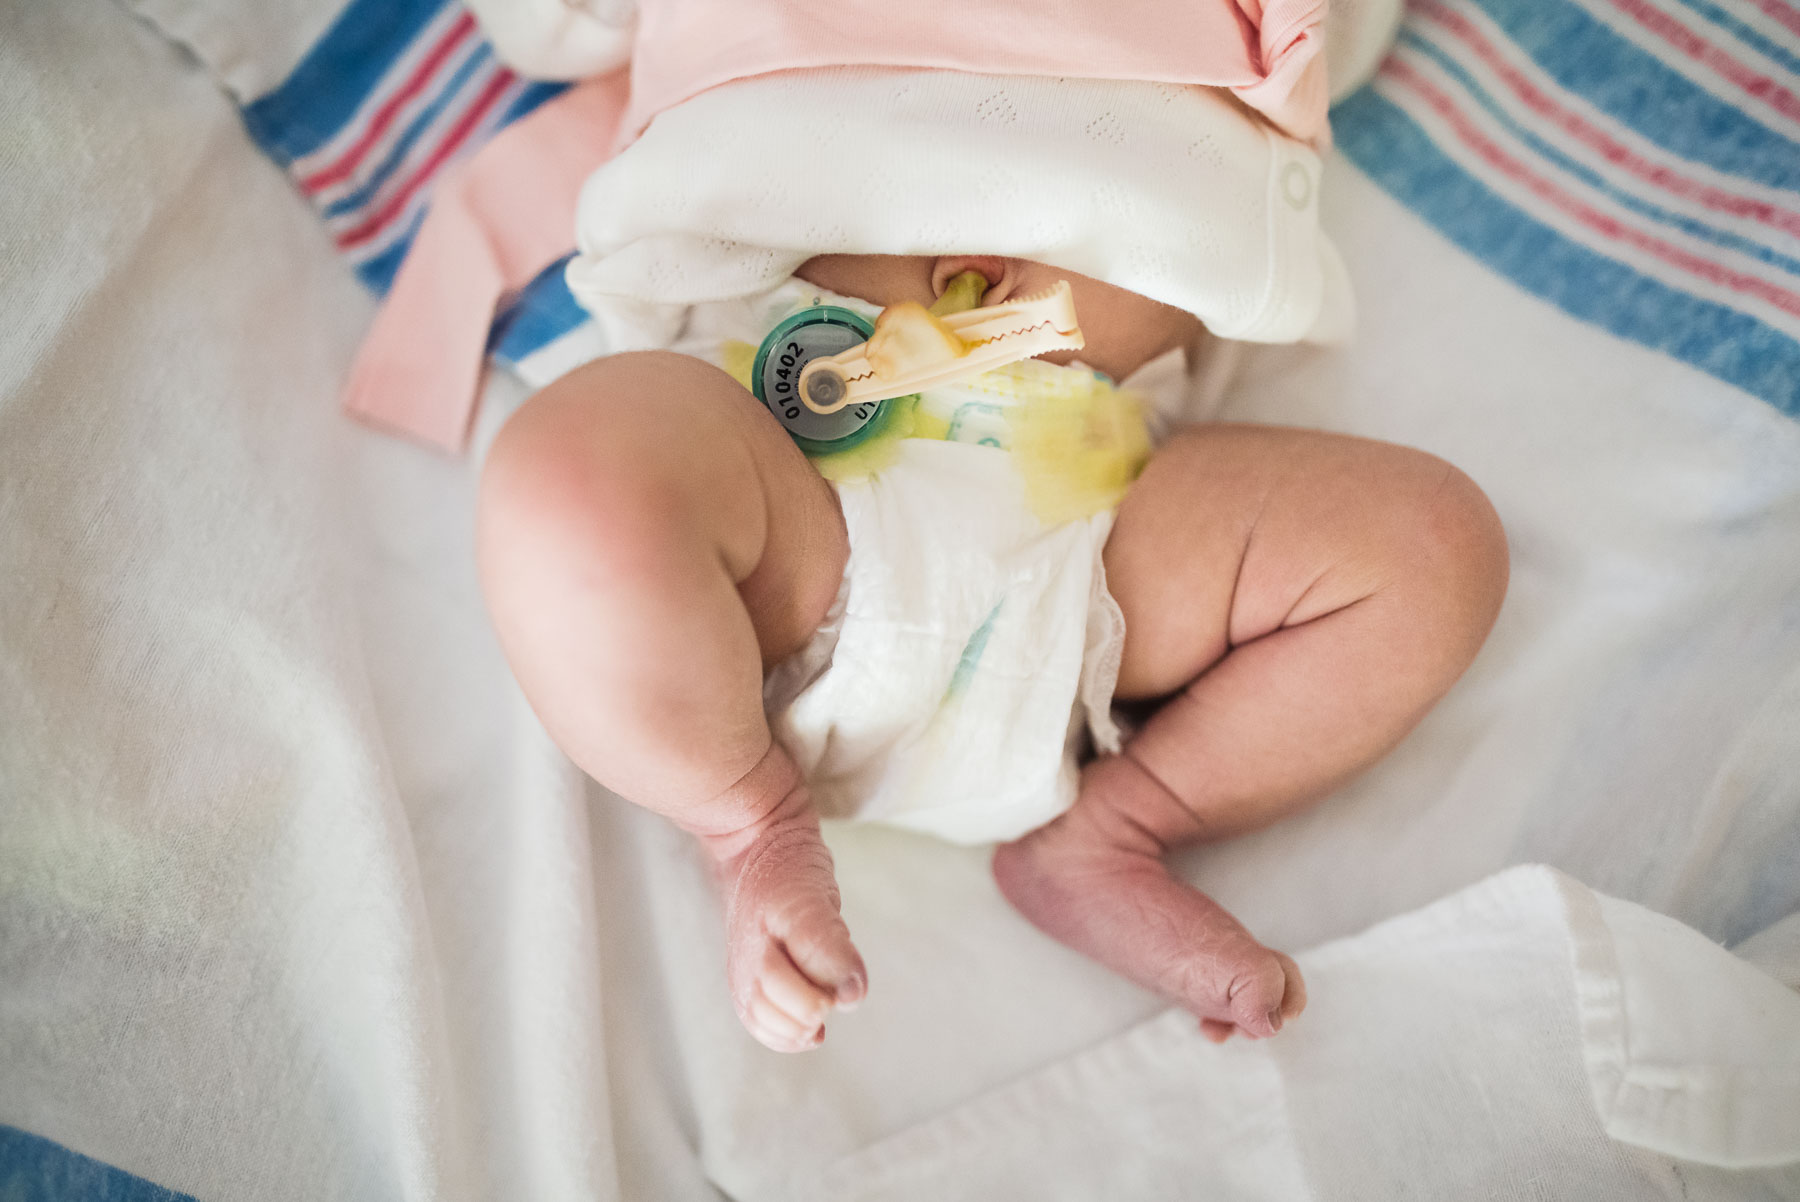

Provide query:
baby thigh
left=476, top=351, right=848, bottom=829
left=1102, top=423, right=1509, bottom=836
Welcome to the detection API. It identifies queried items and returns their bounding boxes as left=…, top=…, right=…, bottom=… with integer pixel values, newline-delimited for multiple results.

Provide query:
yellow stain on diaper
left=727, top=301, right=1150, bottom=514
left=722, top=339, right=758, bottom=392
left=908, top=409, right=953, bottom=442
left=988, top=362, right=1152, bottom=525
left=810, top=394, right=923, bottom=481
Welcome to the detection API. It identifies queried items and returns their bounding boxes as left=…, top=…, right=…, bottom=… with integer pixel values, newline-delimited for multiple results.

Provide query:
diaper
left=765, top=440, right=1122, bottom=845
left=675, top=280, right=1189, bottom=845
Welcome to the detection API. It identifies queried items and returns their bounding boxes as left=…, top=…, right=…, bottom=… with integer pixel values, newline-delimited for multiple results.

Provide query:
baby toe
left=758, top=942, right=836, bottom=1029
left=743, top=979, right=825, bottom=1053
left=1227, top=951, right=1296, bottom=1039
left=1275, top=951, right=1306, bottom=1022
left=775, top=910, right=868, bottom=1006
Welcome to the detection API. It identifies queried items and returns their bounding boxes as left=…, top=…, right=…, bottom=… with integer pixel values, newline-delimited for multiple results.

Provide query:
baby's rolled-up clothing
left=566, top=65, right=1352, bottom=355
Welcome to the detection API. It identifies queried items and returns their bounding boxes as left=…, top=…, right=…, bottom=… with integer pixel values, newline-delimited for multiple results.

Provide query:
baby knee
left=1426, top=462, right=1508, bottom=604
left=480, top=390, right=620, bottom=562
left=483, top=354, right=756, bottom=551
left=1389, top=456, right=1510, bottom=646
left=485, top=354, right=680, bottom=503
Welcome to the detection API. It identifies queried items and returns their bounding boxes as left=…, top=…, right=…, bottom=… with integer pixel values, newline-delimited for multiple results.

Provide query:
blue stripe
left=490, top=256, right=593, bottom=362
left=945, top=601, right=1005, bottom=699
left=501, top=80, right=571, bottom=125
left=320, top=44, right=494, bottom=220
left=353, top=206, right=430, bottom=295
left=0, top=1126, right=198, bottom=1202
left=241, top=0, right=452, bottom=165
left=1398, top=29, right=1800, bottom=276
left=1465, top=0, right=1800, bottom=190
left=1335, top=87, right=1800, bottom=414
left=1671, top=0, right=1800, bottom=79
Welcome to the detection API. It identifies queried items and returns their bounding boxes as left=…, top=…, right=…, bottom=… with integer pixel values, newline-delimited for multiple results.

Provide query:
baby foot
left=992, top=755, right=1305, bottom=1041
left=700, top=764, right=868, bottom=1053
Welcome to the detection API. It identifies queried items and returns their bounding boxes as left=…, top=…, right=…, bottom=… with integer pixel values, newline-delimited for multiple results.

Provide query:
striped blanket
left=1336, top=0, right=1800, bottom=415
left=237, top=0, right=1800, bottom=417
left=239, top=0, right=590, bottom=374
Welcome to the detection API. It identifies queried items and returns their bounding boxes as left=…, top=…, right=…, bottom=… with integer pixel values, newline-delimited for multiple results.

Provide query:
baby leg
left=478, top=352, right=863, bottom=1051
left=995, top=425, right=1509, bottom=1039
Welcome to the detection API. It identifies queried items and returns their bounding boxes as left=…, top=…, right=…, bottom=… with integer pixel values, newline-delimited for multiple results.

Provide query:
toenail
left=1267, top=1008, right=1283, bottom=1031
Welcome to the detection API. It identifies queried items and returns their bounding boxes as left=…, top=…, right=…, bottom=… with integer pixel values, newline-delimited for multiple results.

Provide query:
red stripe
left=334, top=68, right=517, bottom=251
left=1607, top=0, right=1800, bottom=126
left=1750, top=0, right=1800, bottom=42
left=299, top=10, right=476, bottom=194
left=1381, top=56, right=1800, bottom=319
left=1417, top=0, right=1800, bottom=241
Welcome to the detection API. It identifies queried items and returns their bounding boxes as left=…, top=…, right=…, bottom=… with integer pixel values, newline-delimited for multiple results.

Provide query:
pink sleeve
left=1229, top=0, right=1332, bottom=146
left=342, top=72, right=629, bottom=451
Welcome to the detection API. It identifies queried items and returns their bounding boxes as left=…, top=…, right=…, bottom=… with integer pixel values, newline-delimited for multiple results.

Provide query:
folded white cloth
left=1574, top=888, right=1800, bottom=1168
left=785, top=865, right=1800, bottom=1200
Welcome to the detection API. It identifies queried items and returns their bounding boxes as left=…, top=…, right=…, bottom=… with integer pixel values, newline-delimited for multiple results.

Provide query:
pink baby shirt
left=622, top=0, right=1328, bottom=146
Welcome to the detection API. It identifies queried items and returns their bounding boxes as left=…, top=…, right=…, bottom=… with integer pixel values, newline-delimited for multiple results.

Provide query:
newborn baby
left=477, top=249, right=1508, bottom=1051
left=439, top=0, right=1502, bottom=1054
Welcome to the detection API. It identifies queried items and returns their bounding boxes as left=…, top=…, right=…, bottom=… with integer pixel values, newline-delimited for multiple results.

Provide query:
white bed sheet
left=2, top=1, right=1798, bottom=1199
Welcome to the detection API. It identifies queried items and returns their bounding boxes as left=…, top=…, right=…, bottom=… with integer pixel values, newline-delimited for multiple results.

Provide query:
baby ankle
left=1083, top=753, right=1206, bottom=850
left=684, top=741, right=811, bottom=861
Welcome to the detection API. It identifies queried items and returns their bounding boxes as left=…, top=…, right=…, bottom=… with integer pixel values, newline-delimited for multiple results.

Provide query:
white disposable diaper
left=674, top=281, right=1188, bottom=844
left=765, top=439, right=1125, bottom=845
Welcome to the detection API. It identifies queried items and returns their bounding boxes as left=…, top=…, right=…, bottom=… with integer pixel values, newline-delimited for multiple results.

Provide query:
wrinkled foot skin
left=993, top=755, right=1306, bottom=1042
left=699, top=757, right=868, bottom=1053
